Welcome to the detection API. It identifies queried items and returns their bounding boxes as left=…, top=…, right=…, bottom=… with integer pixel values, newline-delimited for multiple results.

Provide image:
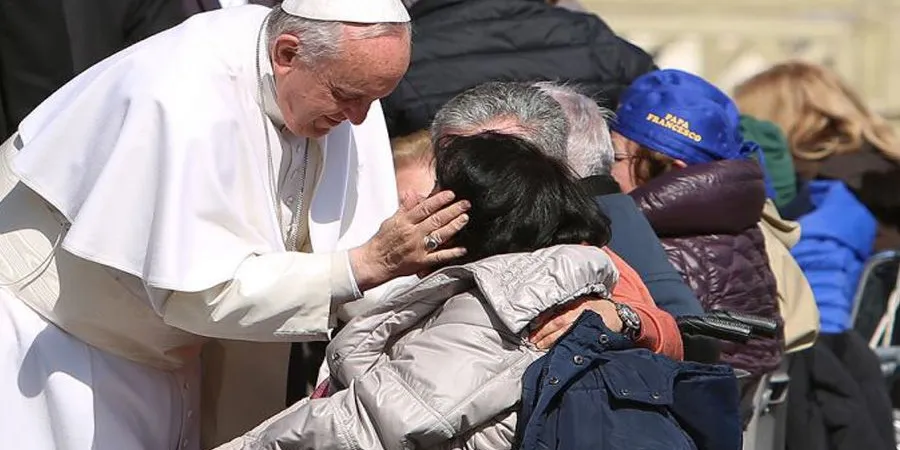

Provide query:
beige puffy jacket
left=218, top=245, right=618, bottom=450
left=758, top=200, right=820, bottom=353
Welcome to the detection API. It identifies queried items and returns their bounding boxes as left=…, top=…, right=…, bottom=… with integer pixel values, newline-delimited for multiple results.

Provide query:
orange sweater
left=603, top=248, right=684, bottom=360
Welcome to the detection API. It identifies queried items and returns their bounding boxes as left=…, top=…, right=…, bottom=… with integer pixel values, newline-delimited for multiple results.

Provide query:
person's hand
left=528, top=297, right=622, bottom=350
left=350, top=190, right=470, bottom=291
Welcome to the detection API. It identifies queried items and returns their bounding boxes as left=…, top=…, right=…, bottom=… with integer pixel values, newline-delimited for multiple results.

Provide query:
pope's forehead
left=329, top=31, right=410, bottom=87
left=338, top=26, right=411, bottom=62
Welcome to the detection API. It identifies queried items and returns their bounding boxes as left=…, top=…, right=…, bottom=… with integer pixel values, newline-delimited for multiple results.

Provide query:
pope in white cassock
left=0, top=1, right=472, bottom=449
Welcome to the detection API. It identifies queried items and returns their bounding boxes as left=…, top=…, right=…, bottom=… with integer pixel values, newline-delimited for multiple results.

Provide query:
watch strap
left=614, top=302, right=642, bottom=341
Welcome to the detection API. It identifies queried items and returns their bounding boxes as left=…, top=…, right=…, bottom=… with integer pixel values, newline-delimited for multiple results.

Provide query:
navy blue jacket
left=515, top=312, right=742, bottom=450
left=596, top=193, right=704, bottom=317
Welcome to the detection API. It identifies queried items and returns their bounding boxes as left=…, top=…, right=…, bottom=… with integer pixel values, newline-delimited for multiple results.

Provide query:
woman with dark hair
left=218, top=132, right=682, bottom=449
left=432, top=132, right=611, bottom=264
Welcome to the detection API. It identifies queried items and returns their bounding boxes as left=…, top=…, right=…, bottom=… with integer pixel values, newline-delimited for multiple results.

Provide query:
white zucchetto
left=280, top=0, right=410, bottom=23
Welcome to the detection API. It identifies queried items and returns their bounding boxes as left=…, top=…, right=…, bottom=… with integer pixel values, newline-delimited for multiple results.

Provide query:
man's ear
left=673, top=159, right=688, bottom=169
left=272, top=34, right=301, bottom=74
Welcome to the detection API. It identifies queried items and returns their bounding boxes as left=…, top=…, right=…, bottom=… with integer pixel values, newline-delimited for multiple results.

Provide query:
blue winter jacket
left=791, top=180, right=876, bottom=333
left=515, top=311, right=742, bottom=450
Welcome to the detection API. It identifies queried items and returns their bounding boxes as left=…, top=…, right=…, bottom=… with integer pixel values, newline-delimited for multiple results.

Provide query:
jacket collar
left=579, top=174, right=622, bottom=198
left=777, top=178, right=815, bottom=221
left=629, top=159, right=766, bottom=237
left=465, top=245, right=617, bottom=334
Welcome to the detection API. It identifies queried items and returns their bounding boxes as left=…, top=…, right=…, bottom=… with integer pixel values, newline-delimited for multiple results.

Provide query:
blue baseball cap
left=617, top=69, right=741, bottom=129
left=611, top=69, right=752, bottom=165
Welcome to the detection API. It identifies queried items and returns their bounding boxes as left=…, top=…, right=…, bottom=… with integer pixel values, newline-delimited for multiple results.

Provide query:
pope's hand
left=528, top=297, right=623, bottom=350
left=349, top=190, right=470, bottom=291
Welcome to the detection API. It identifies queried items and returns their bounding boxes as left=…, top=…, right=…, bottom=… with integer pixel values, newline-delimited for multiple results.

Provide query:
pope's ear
left=272, top=34, right=301, bottom=72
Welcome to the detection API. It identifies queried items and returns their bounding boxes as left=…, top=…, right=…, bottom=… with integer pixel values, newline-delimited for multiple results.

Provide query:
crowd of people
left=1, top=0, right=899, bottom=449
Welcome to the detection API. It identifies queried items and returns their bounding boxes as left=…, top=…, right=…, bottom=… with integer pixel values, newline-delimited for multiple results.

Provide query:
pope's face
left=272, top=27, right=410, bottom=138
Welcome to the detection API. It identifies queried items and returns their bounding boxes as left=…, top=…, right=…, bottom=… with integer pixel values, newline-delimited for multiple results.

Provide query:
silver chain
left=286, top=143, right=310, bottom=249
left=255, top=14, right=310, bottom=250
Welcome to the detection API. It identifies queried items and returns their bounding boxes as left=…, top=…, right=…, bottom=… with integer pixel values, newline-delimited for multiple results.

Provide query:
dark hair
left=434, top=132, right=611, bottom=265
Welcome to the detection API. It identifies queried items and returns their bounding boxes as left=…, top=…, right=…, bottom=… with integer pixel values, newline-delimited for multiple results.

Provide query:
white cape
left=10, top=6, right=398, bottom=293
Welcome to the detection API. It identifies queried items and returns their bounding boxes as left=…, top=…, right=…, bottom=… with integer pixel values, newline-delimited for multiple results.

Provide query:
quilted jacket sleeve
left=215, top=295, right=534, bottom=450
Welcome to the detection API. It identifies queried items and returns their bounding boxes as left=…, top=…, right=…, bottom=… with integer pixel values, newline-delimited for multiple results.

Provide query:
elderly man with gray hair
left=432, top=81, right=704, bottom=323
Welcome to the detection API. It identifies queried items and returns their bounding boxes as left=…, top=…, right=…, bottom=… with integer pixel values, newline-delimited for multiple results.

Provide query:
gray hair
left=265, top=7, right=411, bottom=64
left=431, top=82, right=569, bottom=160
left=534, top=82, right=615, bottom=178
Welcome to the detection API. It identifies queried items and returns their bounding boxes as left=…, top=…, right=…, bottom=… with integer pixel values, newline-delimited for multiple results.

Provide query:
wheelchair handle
left=707, top=311, right=779, bottom=339
left=677, top=311, right=779, bottom=344
left=678, top=315, right=752, bottom=344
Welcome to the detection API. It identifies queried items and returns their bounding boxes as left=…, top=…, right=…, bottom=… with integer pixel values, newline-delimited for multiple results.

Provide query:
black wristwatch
left=615, top=302, right=642, bottom=341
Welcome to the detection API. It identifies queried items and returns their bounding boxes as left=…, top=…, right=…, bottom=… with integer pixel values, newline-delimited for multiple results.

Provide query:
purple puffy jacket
left=630, top=159, right=784, bottom=377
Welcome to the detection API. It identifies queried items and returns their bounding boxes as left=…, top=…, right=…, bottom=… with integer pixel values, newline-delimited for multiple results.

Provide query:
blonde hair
left=391, top=129, right=433, bottom=168
left=734, top=61, right=900, bottom=168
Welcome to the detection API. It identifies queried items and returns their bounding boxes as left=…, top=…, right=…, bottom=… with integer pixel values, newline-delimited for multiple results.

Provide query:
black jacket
left=0, top=0, right=187, bottom=140
left=383, top=0, right=656, bottom=137
left=786, top=330, right=895, bottom=450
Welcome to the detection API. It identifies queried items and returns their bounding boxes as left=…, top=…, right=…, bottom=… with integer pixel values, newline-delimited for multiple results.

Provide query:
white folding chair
left=742, top=357, right=791, bottom=450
